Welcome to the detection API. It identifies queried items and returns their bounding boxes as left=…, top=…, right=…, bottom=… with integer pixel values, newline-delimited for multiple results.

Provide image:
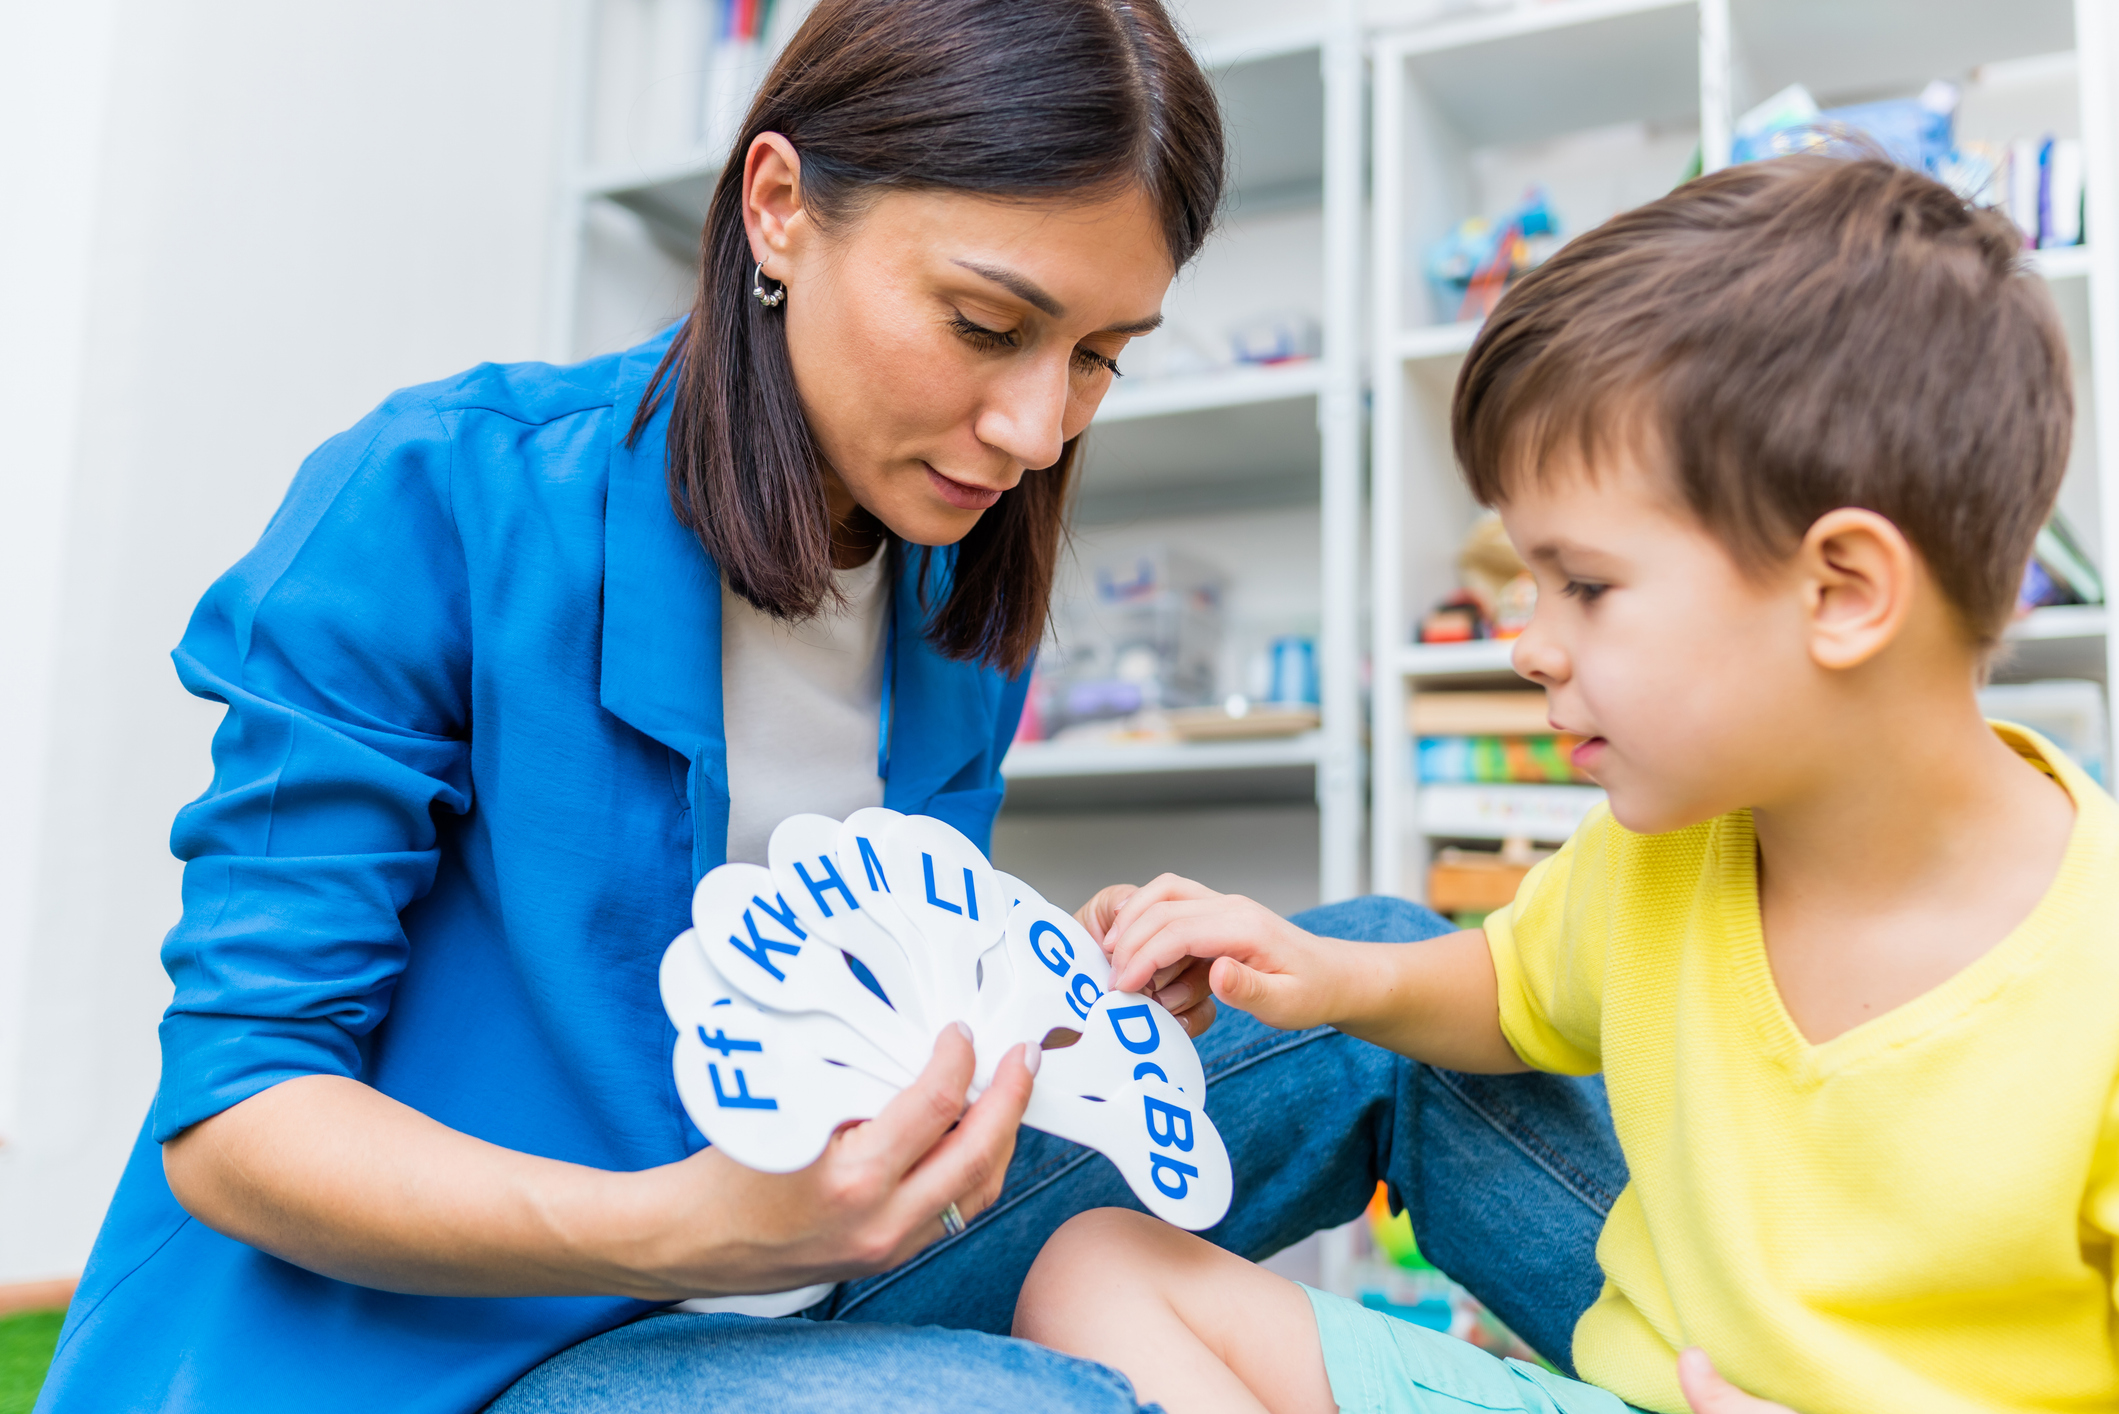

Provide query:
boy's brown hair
left=1453, top=155, right=2073, bottom=646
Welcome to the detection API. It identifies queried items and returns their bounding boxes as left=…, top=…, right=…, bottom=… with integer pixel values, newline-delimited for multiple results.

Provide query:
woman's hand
left=1091, top=874, right=1352, bottom=1033
left=617, top=1025, right=1036, bottom=1297
left=162, top=1024, right=1036, bottom=1301
left=1677, top=1349, right=1799, bottom=1414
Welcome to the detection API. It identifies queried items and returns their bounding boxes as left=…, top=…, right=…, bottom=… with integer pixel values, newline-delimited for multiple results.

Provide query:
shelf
left=1415, top=782, right=1605, bottom=843
left=2030, top=245, right=2094, bottom=282
left=578, top=153, right=721, bottom=263
left=1095, top=360, right=1329, bottom=423
left=1728, top=0, right=2074, bottom=108
left=1392, top=0, right=1699, bottom=148
left=1396, top=606, right=2106, bottom=683
left=1000, top=734, right=1323, bottom=812
left=1393, top=321, right=1482, bottom=363
left=1400, top=638, right=1520, bottom=679
left=1079, top=363, right=1326, bottom=514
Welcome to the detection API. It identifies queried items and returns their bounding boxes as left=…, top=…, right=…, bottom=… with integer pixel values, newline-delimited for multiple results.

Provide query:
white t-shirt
left=675, top=544, right=889, bottom=1319
left=719, top=545, right=890, bottom=867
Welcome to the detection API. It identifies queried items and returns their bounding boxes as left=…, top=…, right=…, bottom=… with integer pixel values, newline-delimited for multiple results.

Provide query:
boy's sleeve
left=154, top=397, right=476, bottom=1142
left=1481, top=806, right=1618, bottom=1076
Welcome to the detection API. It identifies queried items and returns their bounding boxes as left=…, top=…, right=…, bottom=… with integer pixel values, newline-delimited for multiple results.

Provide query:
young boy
left=1012, top=155, right=2118, bottom=1414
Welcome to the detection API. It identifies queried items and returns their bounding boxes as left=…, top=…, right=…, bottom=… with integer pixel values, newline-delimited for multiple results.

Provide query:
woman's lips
left=925, top=464, right=1005, bottom=511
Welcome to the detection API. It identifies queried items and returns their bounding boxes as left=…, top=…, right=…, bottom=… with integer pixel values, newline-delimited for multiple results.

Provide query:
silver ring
left=939, top=1202, right=966, bottom=1238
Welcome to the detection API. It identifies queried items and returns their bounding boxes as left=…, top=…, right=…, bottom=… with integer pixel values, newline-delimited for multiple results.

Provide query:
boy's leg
left=829, top=897, right=1626, bottom=1372
left=1016, top=1209, right=1334, bottom=1414
left=487, top=1309, right=1156, bottom=1413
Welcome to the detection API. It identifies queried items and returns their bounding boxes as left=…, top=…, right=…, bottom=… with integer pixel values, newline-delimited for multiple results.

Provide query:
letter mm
left=856, top=835, right=890, bottom=892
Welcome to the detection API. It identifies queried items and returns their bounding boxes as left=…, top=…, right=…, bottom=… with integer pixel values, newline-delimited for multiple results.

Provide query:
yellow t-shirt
left=1484, top=724, right=2119, bottom=1414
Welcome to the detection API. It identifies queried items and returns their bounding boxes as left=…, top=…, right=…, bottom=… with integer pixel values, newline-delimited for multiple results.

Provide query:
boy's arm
left=1098, top=875, right=1528, bottom=1074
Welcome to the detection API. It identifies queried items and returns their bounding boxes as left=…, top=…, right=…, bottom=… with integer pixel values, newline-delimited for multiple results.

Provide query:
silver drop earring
left=752, top=262, right=786, bottom=309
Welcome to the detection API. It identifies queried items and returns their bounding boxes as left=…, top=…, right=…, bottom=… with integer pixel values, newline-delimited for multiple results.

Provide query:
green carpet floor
left=0, top=1310, right=62, bottom=1414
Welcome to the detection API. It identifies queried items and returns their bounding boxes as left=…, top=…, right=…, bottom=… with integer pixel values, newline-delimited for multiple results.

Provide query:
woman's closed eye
left=949, top=312, right=1122, bottom=377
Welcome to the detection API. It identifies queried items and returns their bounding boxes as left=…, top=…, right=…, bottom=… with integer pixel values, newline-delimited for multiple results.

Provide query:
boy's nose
left=1511, top=628, right=1568, bottom=687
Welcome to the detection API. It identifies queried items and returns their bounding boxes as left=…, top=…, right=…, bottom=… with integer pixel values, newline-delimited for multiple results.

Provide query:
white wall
left=0, top=0, right=571, bottom=1284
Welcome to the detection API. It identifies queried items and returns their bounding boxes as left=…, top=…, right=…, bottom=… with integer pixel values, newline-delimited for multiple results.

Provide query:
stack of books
left=1409, top=691, right=1605, bottom=844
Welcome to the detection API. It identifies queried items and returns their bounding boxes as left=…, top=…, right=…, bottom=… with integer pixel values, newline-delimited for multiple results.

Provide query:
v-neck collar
left=597, top=325, right=1003, bottom=880
left=1724, top=724, right=2104, bottom=1082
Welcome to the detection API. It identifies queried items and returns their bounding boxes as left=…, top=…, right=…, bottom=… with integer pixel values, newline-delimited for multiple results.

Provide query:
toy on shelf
left=660, top=809, right=1232, bottom=1229
left=1417, top=513, right=1536, bottom=644
left=1733, top=79, right=2084, bottom=250
left=2018, top=511, right=2104, bottom=613
left=1042, top=547, right=1226, bottom=742
left=1423, top=189, right=1562, bottom=325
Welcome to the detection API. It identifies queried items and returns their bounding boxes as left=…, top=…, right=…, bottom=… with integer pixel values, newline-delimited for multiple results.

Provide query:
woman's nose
left=973, top=360, right=1070, bottom=472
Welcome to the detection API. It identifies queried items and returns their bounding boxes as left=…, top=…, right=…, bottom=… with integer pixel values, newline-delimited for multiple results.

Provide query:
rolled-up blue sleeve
left=155, top=397, right=475, bottom=1141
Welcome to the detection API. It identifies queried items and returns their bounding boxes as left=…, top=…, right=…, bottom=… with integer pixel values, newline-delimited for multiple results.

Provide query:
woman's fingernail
left=952, top=1020, right=973, bottom=1042
left=1022, top=1044, right=1041, bottom=1077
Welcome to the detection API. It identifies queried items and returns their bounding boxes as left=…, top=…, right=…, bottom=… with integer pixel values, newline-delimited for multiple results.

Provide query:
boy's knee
left=1015, top=1208, right=1162, bottom=1337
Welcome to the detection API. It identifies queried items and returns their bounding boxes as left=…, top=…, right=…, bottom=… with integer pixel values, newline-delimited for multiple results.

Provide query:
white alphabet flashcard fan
left=658, top=809, right=1233, bottom=1231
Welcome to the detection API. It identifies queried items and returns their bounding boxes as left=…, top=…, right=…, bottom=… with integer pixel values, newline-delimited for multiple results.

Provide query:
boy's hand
left=1077, top=882, right=1219, bottom=1039
left=1678, top=1349, right=1798, bottom=1414
left=1095, top=874, right=1348, bottom=1033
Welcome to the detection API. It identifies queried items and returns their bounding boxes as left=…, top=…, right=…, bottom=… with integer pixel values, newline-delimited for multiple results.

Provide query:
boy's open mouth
left=1571, top=736, right=1608, bottom=771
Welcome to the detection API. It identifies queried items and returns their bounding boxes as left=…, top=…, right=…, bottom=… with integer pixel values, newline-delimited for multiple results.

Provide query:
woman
left=38, top=2, right=1623, bottom=1410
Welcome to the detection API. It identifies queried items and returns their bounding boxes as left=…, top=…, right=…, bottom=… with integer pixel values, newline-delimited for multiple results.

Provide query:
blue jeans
left=489, top=898, right=1625, bottom=1412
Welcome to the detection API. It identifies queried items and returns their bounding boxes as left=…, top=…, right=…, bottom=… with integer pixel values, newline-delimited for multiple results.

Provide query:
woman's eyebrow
left=952, top=258, right=1164, bottom=335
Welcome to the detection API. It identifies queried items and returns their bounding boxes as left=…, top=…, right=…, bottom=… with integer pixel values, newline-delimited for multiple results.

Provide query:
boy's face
left=1498, top=448, right=1814, bottom=836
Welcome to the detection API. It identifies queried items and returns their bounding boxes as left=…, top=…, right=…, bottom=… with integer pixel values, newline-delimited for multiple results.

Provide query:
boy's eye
left=1561, top=580, right=1608, bottom=603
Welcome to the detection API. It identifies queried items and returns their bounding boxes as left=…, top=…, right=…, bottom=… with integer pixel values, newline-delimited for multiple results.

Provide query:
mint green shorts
left=1301, top=1286, right=1642, bottom=1414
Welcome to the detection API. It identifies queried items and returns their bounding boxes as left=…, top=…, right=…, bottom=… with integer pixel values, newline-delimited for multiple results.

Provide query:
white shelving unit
left=1369, top=0, right=2119, bottom=899
left=549, top=0, right=1368, bottom=905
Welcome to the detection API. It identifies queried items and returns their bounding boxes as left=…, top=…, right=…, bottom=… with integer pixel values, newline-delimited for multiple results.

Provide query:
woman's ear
left=1798, top=507, right=1917, bottom=671
left=741, top=132, right=807, bottom=278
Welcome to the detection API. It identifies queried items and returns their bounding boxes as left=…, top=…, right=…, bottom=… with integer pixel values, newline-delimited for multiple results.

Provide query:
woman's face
left=744, top=137, right=1175, bottom=547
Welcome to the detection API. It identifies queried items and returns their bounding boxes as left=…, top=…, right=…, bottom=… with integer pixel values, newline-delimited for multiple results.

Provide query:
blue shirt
left=36, top=326, right=1029, bottom=1413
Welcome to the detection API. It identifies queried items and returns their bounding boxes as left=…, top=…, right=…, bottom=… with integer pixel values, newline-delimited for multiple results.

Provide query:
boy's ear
left=1797, top=508, right=1916, bottom=671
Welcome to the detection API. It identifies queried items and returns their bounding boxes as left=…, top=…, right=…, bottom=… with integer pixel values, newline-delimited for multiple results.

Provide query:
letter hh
left=793, top=855, right=859, bottom=917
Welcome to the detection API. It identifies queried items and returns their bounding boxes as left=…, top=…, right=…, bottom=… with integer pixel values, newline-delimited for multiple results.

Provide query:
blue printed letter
left=729, top=908, right=803, bottom=981
left=857, top=835, right=889, bottom=892
left=1067, top=972, right=1103, bottom=1020
left=922, top=853, right=965, bottom=916
left=1148, top=1152, right=1200, bottom=1199
left=1106, top=1003, right=1160, bottom=1054
left=1143, top=1095, right=1195, bottom=1152
left=793, top=856, right=859, bottom=917
left=1029, top=920, right=1073, bottom=977
left=709, top=1064, right=779, bottom=1111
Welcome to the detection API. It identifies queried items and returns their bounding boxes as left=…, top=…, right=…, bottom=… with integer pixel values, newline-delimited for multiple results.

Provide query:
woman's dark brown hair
left=631, top=0, right=1225, bottom=674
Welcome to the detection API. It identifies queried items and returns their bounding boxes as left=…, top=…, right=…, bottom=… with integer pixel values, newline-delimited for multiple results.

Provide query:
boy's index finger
left=1110, top=899, right=1237, bottom=991
left=1104, top=873, right=1215, bottom=957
